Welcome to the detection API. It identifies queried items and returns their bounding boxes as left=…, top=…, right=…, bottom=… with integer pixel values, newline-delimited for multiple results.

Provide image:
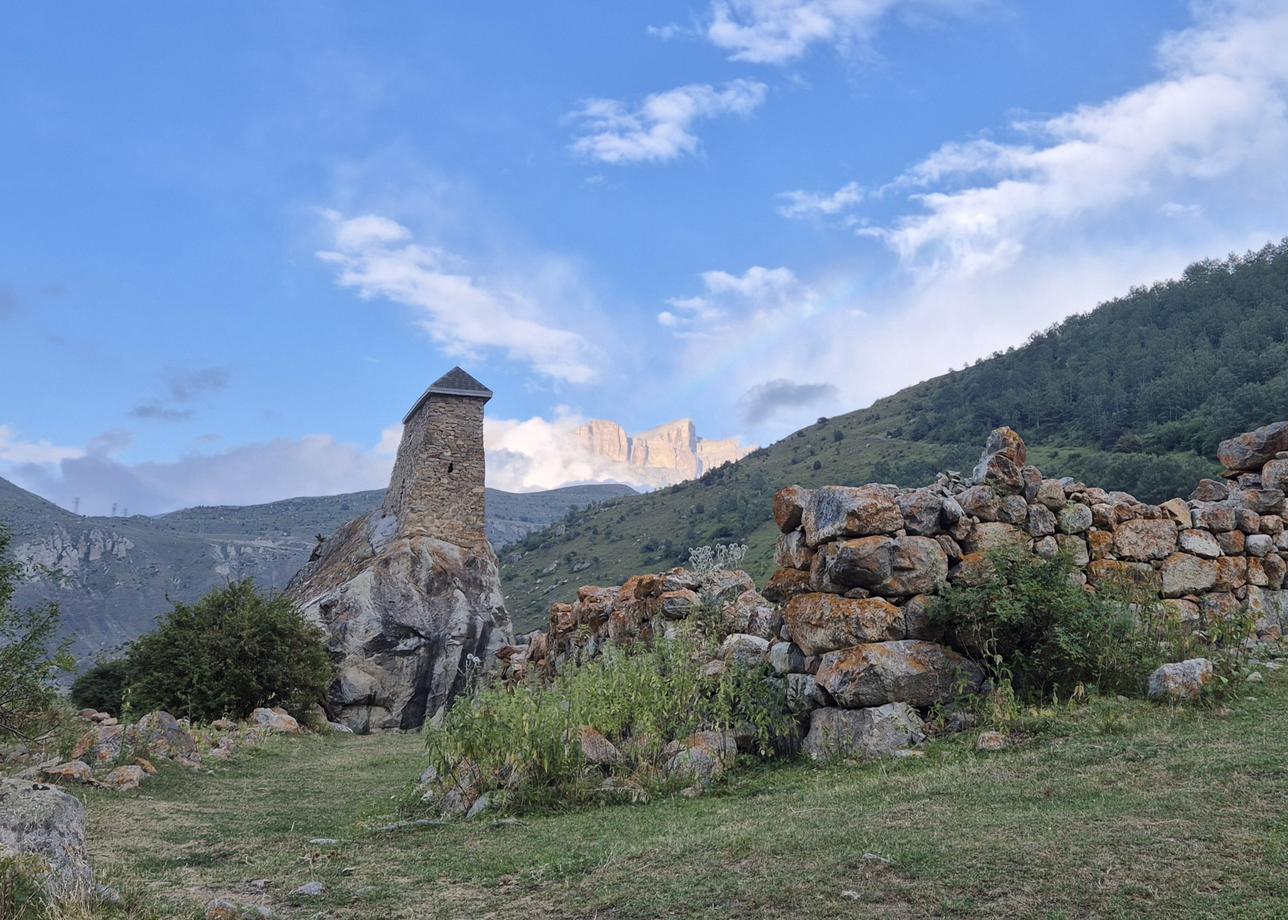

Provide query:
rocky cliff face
left=286, top=509, right=511, bottom=732
left=570, top=418, right=753, bottom=486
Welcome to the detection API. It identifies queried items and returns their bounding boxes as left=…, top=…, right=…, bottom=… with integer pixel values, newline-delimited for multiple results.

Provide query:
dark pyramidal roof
left=403, top=366, right=493, bottom=422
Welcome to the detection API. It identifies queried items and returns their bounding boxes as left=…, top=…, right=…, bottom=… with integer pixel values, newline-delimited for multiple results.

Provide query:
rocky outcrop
left=286, top=371, right=513, bottom=732
left=568, top=418, right=754, bottom=487
left=0, top=778, right=93, bottom=898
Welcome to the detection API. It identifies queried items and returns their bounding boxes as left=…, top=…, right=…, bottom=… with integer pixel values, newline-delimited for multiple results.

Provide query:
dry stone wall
left=505, top=421, right=1288, bottom=762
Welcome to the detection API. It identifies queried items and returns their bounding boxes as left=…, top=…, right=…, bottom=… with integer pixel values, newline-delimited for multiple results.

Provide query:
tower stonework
left=383, top=367, right=491, bottom=547
left=285, top=366, right=512, bottom=732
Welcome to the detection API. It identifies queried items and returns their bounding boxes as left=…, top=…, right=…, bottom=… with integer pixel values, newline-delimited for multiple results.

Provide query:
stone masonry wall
left=383, top=394, right=488, bottom=548
left=503, top=421, right=1288, bottom=761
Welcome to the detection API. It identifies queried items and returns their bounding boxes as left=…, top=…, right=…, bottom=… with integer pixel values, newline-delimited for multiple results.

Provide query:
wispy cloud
left=569, top=79, right=767, bottom=164
left=865, top=1, right=1288, bottom=277
left=777, top=180, right=864, bottom=218
left=316, top=210, right=599, bottom=383
left=703, top=0, right=975, bottom=65
left=129, top=366, right=229, bottom=422
left=660, top=265, right=818, bottom=336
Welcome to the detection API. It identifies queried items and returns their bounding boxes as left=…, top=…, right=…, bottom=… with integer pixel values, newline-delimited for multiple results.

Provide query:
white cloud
left=868, top=1, right=1288, bottom=277
left=569, top=79, right=767, bottom=164
left=317, top=210, right=599, bottom=383
left=660, top=265, right=818, bottom=336
left=704, top=0, right=972, bottom=64
left=777, top=180, right=863, bottom=218
left=0, top=426, right=83, bottom=466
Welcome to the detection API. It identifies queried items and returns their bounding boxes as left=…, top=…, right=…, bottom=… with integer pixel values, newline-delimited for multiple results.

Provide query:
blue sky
left=4, top=0, right=1287, bottom=514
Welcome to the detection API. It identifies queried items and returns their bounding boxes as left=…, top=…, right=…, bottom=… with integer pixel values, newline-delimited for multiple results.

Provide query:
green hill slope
left=500, top=241, right=1288, bottom=631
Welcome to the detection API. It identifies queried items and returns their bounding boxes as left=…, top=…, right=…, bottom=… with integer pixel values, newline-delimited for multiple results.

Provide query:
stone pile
left=500, top=566, right=777, bottom=680
left=28, top=707, right=313, bottom=793
left=508, top=421, right=1288, bottom=763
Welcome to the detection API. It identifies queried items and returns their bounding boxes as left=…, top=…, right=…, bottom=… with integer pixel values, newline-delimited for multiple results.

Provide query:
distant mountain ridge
left=1, top=476, right=634, bottom=660
left=570, top=418, right=753, bottom=488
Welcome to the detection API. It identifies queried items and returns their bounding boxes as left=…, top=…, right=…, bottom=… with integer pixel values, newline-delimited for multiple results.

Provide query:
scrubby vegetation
left=0, top=527, right=71, bottom=740
left=931, top=547, right=1252, bottom=702
left=70, top=580, right=333, bottom=723
left=423, top=637, right=791, bottom=814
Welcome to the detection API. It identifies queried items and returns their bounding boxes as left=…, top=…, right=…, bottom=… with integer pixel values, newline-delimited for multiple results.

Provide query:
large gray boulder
left=1147, top=658, right=1213, bottom=701
left=782, top=593, right=903, bottom=657
left=802, top=485, right=902, bottom=547
left=287, top=515, right=511, bottom=732
left=802, top=704, right=926, bottom=761
left=0, top=778, right=93, bottom=899
left=815, top=640, right=985, bottom=708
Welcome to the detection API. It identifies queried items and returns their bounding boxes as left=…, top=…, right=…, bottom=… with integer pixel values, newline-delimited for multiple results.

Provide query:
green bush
left=69, top=657, right=130, bottom=715
left=119, top=580, right=333, bottom=722
left=0, top=526, right=72, bottom=739
left=931, top=546, right=1222, bottom=701
left=423, top=638, right=791, bottom=813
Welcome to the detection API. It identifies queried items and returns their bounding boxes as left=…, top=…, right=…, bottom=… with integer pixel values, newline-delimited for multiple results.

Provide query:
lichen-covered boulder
left=816, top=535, right=947, bottom=597
left=720, top=633, right=770, bottom=668
left=252, top=707, right=301, bottom=735
left=815, top=640, right=985, bottom=708
left=802, top=704, right=926, bottom=762
left=1147, top=658, right=1213, bottom=701
left=664, top=731, right=737, bottom=785
left=783, top=594, right=903, bottom=656
left=723, top=590, right=782, bottom=640
left=1112, top=519, right=1178, bottom=562
left=1160, top=553, right=1218, bottom=597
left=773, top=485, right=811, bottom=533
left=129, top=711, right=198, bottom=760
left=896, top=489, right=944, bottom=536
left=1217, top=421, right=1288, bottom=471
left=774, top=530, right=813, bottom=569
left=660, top=588, right=701, bottom=620
left=0, top=778, right=93, bottom=898
left=1178, top=529, right=1221, bottom=559
left=70, top=722, right=124, bottom=765
left=802, top=485, right=902, bottom=547
left=762, top=567, right=812, bottom=603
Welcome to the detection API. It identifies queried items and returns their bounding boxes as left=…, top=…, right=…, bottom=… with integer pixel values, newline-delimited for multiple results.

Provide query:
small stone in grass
left=976, top=731, right=1007, bottom=752
left=293, top=881, right=326, bottom=897
left=308, top=837, right=339, bottom=846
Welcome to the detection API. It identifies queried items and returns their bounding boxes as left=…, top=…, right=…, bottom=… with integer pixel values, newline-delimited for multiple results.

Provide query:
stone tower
left=383, top=366, right=492, bottom=547
left=285, top=365, right=512, bottom=732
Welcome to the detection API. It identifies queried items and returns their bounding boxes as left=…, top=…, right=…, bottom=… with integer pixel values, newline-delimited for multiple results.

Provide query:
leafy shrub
left=931, top=546, right=1234, bottom=701
left=0, top=526, right=72, bottom=739
left=423, top=638, right=790, bottom=813
left=69, top=658, right=130, bottom=715
left=119, top=580, right=333, bottom=722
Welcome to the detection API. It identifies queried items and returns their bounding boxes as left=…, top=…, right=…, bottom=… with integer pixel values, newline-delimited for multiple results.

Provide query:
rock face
left=1147, top=658, right=1214, bottom=701
left=287, top=368, right=513, bottom=732
left=802, top=704, right=926, bottom=761
left=569, top=418, right=754, bottom=487
left=0, top=778, right=93, bottom=898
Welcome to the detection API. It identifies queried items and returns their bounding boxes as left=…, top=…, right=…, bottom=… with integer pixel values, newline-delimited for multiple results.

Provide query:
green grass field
left=79, top=666, right=1287, bottom=919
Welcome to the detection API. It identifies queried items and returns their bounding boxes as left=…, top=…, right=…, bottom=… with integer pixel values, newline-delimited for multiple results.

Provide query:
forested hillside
left=499, top=242, right=1288, bottom=630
